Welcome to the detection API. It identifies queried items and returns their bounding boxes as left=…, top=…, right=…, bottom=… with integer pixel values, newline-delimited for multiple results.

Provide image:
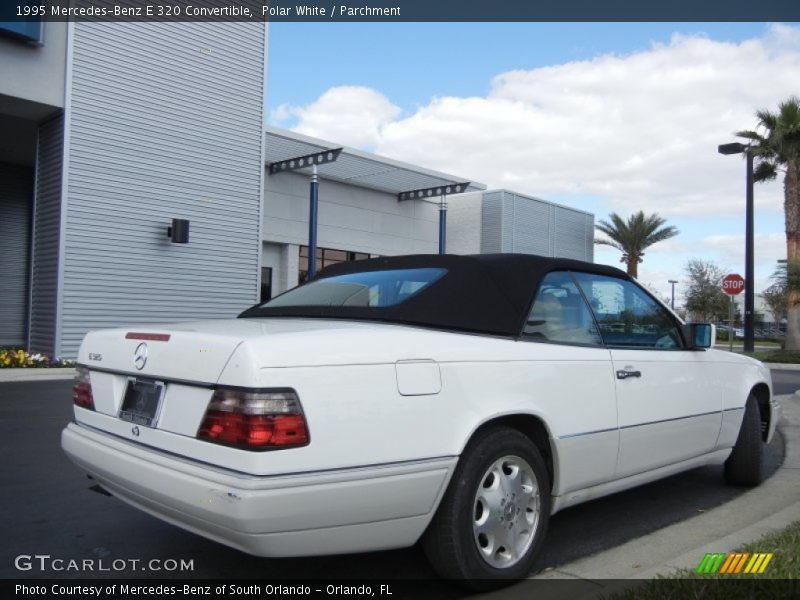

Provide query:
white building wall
left=446, top=192, right=483, bottom=255
left=263, top=171, right=439, bottom=255
left=0, top=22, right=67, bottom=109
left=733, top=294, right=779, bottom=323
left=262, top=170, right=440, bottom=292
left=261, top=243, right=281, bottom=273
left=279, top=244, right=300, bottom=295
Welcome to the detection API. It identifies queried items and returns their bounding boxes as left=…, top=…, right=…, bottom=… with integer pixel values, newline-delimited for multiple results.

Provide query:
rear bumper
left=62, top=423, right=455, bottom=557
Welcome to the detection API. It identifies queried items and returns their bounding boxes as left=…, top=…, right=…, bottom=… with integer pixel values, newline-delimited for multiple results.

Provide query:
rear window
left=260, top=268, right=447, bottom=308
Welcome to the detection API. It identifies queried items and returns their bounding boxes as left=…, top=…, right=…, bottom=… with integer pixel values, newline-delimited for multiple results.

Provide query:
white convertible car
left=62, top=254, right=778, bottom=587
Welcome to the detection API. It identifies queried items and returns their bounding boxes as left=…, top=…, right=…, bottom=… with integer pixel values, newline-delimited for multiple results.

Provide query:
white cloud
left=270, top=86, right=401, bottom=149
left=599, top=237, right=691, bottom=255
left=703, top=232, right=785, bottom=264
left=277, top=25, right=799, bottom=219
left=595, top=232, right=786, bottom=301
left=678, top=232, right=786, bottom=294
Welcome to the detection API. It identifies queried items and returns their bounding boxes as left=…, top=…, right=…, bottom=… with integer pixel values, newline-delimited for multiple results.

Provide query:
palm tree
left=594, top=211, right=679, bottom=278
left=737, top=97, right=800, bottom=349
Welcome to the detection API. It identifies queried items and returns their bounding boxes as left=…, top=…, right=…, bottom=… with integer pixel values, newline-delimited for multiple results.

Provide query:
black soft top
left=239, top=254, right=630, bottom=337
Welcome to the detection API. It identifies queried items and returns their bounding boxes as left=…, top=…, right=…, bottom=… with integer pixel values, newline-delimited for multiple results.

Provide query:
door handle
left=616, top=369, right=641, bottom=380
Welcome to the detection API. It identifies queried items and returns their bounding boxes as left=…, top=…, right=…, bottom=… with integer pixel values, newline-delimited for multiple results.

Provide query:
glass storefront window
left=299, top=246, right=371, bottom=284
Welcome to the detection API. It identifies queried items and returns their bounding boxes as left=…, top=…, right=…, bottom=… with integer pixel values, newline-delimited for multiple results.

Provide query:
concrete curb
left=489, top=394, right=800, bottom=599
left=0, top=368, right=75, bottom=382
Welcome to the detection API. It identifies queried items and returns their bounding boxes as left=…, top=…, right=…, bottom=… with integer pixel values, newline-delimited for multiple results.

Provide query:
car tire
left=724, top=395, right=763, bottom=486
left=422, top=427, right=550, bottom=590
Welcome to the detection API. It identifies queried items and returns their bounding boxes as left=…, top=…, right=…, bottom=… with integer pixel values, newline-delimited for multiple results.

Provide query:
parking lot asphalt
left=0, top=376, right=790, bottom=582
left=768, top=368, right=800, bottom=395
left=514, top=393, right=800, bottom=600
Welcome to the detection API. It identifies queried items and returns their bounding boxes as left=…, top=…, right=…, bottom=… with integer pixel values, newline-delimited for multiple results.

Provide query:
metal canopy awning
left=264, top=126, right=486, bottom=196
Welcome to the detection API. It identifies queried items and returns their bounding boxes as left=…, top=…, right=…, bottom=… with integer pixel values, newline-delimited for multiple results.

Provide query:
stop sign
left=722, top=273, right=745, bottom=296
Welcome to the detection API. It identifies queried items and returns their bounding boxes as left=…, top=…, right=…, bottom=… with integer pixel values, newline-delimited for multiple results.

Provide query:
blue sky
left=266, top=22, right=798, bottom=303
left=267, top=23, right=767, bottom=112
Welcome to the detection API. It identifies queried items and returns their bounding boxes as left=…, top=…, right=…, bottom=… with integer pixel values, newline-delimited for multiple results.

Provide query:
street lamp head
left=668, top=279, right=678, bottom=284
left=718, top=142, right=747, bottom=155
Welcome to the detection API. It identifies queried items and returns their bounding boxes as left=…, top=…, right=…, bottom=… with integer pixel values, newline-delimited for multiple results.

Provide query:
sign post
left=728, top=296, right=734, bottom=353
left=721, top=273, right=746, bottom=352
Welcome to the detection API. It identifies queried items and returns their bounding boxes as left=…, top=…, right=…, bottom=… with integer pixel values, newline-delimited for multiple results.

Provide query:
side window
left=572, top=272, right=683, bottom=349
left=523, top=271, right=603, bottom=346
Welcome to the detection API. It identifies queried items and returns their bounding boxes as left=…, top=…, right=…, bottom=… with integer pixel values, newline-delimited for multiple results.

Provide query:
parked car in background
left=62, top=254, right=778, bottom=588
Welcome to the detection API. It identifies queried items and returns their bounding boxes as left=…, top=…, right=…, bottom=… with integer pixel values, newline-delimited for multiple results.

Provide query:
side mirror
left=684, top=323, right=714, bottom=349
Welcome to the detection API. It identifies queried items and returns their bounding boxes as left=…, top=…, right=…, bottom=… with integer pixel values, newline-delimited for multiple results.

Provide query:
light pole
left=668, top=279, right=678, bottom=309
left=718, top=142, right=755, bottom=353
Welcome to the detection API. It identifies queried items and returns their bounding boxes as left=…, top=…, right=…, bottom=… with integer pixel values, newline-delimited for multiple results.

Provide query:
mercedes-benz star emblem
left=133, top=342, right=148, bottom=370
left=131, top=426, right=140, bottom=437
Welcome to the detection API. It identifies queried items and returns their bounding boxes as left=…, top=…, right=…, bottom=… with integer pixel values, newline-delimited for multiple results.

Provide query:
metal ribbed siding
left=584, top=212, right=595, bottom=262
left=480, top=191, right=504, bottom=253
left=553, top=205, right=593, bottom=261
left=477, top=190, right=593, bottom=261
left=0, top=163, right=33, bottom=346
left=29, top=116, right=64, bottom=356
left=60, top=22, right=266, bottom=358
left=506, top=192, right=551, bottom=256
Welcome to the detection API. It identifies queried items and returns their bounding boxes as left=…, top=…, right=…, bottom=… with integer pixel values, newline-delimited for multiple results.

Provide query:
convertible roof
left=239, top=254, right=630, bottom=337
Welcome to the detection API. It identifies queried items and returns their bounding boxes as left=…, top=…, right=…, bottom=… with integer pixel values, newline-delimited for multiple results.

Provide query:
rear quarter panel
left=214, top=332, right=617, bottom=480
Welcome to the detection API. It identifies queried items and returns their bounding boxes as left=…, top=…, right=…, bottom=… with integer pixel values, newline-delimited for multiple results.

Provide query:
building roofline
left=263, top=125, right=487, bottom=195
left=481, top=189, right=594, bottom=217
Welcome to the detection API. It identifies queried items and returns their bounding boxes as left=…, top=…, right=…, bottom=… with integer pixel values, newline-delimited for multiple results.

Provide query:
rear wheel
left=423, top=427, right=550, bottom=590
left=724, top=395, right=763, bottom=486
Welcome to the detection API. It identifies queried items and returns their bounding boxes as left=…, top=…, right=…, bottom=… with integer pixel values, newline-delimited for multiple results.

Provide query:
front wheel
left=724, top=395, right=764, bottom=486
left=422, top=427, right=550, bottom=590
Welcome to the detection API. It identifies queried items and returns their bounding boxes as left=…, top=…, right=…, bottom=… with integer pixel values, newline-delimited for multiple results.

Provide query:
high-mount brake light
left=73, top=366, right=95, bottom=410
left=197, top=388, right=309, bottom=450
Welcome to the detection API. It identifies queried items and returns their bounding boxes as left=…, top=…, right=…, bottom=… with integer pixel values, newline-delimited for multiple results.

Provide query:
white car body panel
left=395, top=359, right=442, bottom=396
left=611, top=348, right=724, bottom=477
left=63, top=423, right=455, bottom=556
left=551, top=449, right=733, bottom=513
left=63, top=309, right=774, bottom=558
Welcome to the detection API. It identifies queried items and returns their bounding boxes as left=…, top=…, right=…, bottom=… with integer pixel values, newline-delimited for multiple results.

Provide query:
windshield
left=260, top=268, right=447, bottom=308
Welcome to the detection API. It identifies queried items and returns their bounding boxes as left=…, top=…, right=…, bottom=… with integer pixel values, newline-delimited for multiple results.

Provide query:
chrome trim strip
left=78, top=363, right=216, bottom=389
left=558, top=427, right=618, bottom=440
left=73, top=421, right=456, bottom=480
left=558, top=409, right=724, bottom=440
left=620, top=410, right=721, bottom=430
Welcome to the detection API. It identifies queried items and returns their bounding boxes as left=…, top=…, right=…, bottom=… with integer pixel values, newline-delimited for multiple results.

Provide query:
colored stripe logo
left=696, top=552, right=773, bottom=574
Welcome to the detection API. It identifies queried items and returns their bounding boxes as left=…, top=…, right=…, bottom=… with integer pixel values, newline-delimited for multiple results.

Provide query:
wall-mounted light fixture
left=167, top=218, right=190, bottom=244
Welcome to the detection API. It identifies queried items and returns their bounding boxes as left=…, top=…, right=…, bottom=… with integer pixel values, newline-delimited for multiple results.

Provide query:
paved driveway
left=0, top=378, right=787, bottom=581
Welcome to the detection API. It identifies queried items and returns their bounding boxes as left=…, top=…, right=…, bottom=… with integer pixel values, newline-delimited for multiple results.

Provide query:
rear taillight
left=197, top=388, right=309, bottom=450
left=73, top=366, right=95, bottom=410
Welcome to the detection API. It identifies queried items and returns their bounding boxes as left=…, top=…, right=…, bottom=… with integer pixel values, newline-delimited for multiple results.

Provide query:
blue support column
left=308, top=165, right=319, bottom=278
left=438, top=195, right=447, bottom=255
